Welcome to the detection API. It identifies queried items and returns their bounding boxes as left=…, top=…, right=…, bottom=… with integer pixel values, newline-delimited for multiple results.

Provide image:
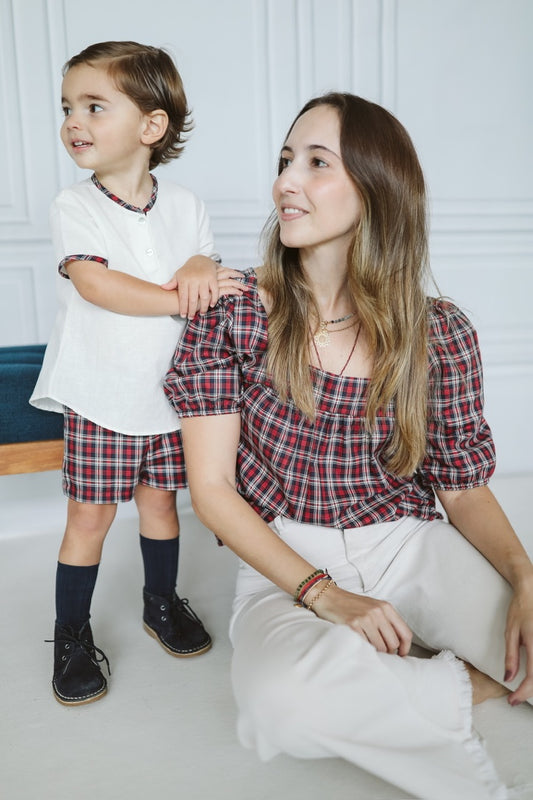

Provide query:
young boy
left=30, top=41, right=241, bottom=706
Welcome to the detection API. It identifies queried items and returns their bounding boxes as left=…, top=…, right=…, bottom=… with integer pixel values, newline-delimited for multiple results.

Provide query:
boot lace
left=45, top=627, right=111, bottom=675
left=170, top=595, right=205, bottom=627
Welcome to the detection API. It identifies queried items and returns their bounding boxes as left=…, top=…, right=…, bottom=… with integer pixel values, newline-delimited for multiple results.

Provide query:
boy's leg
left=134, top=484, right=211, bottom=657
left=59, top=497, right=117, bottom=566
left=52, top=499, right=116, bottom=706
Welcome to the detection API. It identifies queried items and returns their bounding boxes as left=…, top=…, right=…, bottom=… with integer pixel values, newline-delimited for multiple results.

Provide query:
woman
left=164, top=93, right=533, bottom=799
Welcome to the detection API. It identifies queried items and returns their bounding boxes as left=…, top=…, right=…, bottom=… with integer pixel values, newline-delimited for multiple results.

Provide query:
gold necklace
left=314, top=313, right=356, bottom=348
left=311, top=324, right=361, bottom=377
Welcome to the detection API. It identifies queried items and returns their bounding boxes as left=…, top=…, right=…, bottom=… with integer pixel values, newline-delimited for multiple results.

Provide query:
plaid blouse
left=164, top=270, right=495, bottom=529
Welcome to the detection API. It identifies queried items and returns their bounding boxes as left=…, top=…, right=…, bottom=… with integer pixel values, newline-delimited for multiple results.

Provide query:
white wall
left=1, top=0, right=531, bottom=474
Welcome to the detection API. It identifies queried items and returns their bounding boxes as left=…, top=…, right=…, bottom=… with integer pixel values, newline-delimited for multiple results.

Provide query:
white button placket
left=135, top=211, right=158, bottom=278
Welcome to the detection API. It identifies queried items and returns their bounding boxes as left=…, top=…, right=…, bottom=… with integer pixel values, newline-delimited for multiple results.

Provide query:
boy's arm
left=65, top=256, right=243, bottom=317
left=65, top=259, right=182, bottom=316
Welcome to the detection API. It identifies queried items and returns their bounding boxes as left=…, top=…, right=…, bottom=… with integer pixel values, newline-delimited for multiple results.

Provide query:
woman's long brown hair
left=261, top=93, right=433, bottom=476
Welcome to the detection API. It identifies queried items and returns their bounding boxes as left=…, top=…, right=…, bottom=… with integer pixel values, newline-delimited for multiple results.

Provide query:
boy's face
left=60, top=63, right=149, bottom=177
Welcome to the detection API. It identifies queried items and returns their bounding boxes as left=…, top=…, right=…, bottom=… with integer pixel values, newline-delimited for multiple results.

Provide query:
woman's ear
left=141, top=110, right=169, bottom=145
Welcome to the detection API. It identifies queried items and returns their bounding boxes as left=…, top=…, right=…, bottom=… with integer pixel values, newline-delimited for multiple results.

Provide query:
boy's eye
left=62, top=106, right=71, bottom=117
left=89, top=103, right=104, bottom=113
left=312, top=157, right=328, bottom=168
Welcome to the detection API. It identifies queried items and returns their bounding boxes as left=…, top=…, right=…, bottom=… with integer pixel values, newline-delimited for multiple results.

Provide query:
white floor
left=1, top=471, right=533, bottom=800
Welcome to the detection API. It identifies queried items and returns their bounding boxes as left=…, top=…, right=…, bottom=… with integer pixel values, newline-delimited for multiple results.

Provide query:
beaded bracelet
left=306, top=578, right=336, bottom=613
left=298, top=573, right=328, bottom=602
left=293, top=569, right=328, bottom=604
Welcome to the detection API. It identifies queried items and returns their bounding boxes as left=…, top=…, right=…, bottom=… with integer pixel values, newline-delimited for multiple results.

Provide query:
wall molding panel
left=0, top=264, right=39, bottom=344
left=430, top=200, right=533, bottom=235
left=45, top=0, right=76, bottom=193
left=0, top=0, right=29, bottom=226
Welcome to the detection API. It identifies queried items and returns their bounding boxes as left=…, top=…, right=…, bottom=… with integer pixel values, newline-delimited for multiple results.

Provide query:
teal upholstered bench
left=0, top=345, right=63, bottom=474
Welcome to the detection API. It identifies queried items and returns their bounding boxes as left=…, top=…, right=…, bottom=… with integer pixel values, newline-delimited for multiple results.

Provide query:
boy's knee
left=66, top=500, right=116, bottom=537
left=134, top=485, right=176, bottom=516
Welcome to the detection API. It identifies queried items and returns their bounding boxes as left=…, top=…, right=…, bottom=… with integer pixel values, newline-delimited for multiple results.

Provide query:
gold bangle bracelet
left=306, top=579, right=336, bottom=613
left=300, top=576, right=330, bottom=607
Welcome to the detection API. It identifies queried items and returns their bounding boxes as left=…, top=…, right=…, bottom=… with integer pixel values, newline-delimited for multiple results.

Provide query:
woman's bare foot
left=463, top=661, right=509, bottom=704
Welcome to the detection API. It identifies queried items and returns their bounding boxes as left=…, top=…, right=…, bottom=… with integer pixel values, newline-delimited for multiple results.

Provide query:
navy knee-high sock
left=55, top=562, right=99, bottom=631
left=140, top=534, right=179, bottom=597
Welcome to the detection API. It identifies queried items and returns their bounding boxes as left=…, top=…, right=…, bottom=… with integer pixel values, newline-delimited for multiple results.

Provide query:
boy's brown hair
left=63, top=41, right=192, bottom=169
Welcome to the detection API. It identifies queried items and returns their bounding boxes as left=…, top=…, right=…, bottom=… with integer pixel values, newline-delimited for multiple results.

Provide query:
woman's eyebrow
left=281, top=143, right=341, bottom=159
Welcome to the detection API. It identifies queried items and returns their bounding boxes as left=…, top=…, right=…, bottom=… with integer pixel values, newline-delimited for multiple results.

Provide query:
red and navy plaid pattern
left=91, top=172, right=158, bottom=213
left=63, top=408, right=186, bottom=504
left=164, top=270, right=495, bottom=529
left=59, top=253, right=108, bottom=278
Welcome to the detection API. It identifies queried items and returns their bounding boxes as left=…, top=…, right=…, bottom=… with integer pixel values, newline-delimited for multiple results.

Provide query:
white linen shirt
left=30, top=175, right=219, bottom=435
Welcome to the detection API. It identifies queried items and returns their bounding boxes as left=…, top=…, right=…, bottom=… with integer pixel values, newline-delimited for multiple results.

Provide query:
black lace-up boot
left=143, top=590, right=212, bottom=657
left=48, top=620, right=110, bottom=705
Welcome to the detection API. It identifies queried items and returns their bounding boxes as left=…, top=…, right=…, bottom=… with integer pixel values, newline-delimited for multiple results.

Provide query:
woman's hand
left=311, top=583, right=413, bottom=656
left=504, top=573, right=533, bottom=704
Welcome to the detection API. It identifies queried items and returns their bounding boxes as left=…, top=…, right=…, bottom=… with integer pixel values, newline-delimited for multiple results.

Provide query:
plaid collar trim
left=91, top=173, right=158, bottom=213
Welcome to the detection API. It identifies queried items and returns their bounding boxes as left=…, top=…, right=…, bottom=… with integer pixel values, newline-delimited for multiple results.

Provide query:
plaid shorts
left=62, top=407, right=187, bottom=504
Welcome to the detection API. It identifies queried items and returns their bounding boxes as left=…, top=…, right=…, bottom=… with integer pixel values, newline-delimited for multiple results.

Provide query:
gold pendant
left=314, top=323, right=329, bottom=348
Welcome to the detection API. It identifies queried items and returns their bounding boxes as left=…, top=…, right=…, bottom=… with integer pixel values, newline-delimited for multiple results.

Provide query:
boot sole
left=52, top=684, right=107, bottom=706
left=143, top=622, right=212, bottom=657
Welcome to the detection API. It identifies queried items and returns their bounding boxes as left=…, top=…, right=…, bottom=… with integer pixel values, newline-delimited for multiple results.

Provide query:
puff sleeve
left=164, top=272, right=267, bottom=418
left=421, top=301, right=496, bottom=489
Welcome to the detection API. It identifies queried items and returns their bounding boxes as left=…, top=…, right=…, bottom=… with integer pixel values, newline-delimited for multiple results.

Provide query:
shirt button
left=146, top=248, right=154, bottom=256
left=138, top=215, right=146, bottom=224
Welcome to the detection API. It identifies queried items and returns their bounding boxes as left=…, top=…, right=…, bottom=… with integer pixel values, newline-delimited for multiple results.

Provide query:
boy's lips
left=71, top=140, right=92, bottom=149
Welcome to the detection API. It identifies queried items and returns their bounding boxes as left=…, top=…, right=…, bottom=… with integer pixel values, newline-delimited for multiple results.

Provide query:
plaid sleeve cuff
left=58, top=254, right=108, bottom=279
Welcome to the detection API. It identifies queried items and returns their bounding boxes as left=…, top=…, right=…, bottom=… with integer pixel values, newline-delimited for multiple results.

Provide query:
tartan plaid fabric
left=91, top=172, right=158, bottom=213
left=63, top=407, right=187, bottom=504
left=165, top=270, right=495, bottom=529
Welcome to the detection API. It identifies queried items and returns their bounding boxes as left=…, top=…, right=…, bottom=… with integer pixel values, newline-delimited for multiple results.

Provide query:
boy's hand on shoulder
left=216, top=266, right=244, bottom=301
left=161, top=258, right=243, bottom=319
left=162, top=255, right=217, bottom=319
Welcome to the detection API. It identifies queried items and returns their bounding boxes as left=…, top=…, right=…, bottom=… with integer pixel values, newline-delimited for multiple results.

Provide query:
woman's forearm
left=181, top=414, right=318, bottom=596
left=192, top=479, right=318, bottom=594
left=437, top=484, right=533, bottom=589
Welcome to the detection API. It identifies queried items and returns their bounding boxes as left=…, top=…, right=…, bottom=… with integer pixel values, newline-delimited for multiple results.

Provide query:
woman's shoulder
left=200, top=268, right=267, bottom=356
left=217, top=267, right=266, bottom=323
left=427, top=297, right=481, bottom=367
left=224, top=268, right=261, bottom=305
left=428, top=297, right=477, bottom=342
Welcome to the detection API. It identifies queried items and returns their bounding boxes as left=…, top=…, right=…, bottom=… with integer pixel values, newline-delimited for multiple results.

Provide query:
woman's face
left=272, top=104, right=361, bottom=259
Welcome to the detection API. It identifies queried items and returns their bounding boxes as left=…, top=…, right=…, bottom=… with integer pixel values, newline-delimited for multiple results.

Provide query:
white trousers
left=229, top=516, right=531, bottom=800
